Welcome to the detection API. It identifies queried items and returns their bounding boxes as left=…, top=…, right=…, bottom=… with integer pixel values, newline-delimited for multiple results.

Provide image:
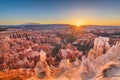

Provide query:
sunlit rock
left=92, top=44, right=120, bottom=73
left=88, top=37, right=111, bottom=59
left=59, top=59, right=70, bottom=68
left=93, top=62, right=120, bottom=80
left=39, top=50, right=46, bottom=62
left=35, top=61, right=51, bottom=79
left=80, top=55, right=88, bottom=74
left=35, top=51, right=51, bottom=79
left=81, top=44, right=120, bottom=80
left=73, top=57, right=81, bottom=67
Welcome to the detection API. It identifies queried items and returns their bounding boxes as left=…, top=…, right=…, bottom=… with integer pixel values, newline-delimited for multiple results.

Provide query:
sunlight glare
left=76, top=22, right=81, bottom=27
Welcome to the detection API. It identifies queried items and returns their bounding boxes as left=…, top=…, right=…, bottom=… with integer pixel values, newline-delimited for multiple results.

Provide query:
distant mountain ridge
left=0, top=24, right=120, bottom=30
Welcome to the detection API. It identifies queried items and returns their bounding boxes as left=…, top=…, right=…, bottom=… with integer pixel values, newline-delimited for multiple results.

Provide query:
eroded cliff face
left=82, top=43, right=120, bottom=80
left=0, top=36, right=120, bottom=80
left=92, top=44, right=120, bottom=72
left=27, top=37, right=120, bottom=80
left=0, top=37, right=54, bottom=70
left=77, top=37, right=120, bottom=80
left=94, top=62, right=120, bottom=80
left=88, top=37, right=111, bottom=59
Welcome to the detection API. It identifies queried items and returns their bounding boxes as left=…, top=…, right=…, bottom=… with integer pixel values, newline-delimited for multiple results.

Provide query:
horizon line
left=0, top=23, right=120, bottom=27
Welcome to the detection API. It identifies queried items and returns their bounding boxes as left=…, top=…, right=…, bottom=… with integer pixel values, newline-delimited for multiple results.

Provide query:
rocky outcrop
left=92, top=44, right=120, bottom=73
left=80, top=42, right=120, bottom=80
left=0, top=30, right=120, bottom=80
left=35, top=51, right=52, bottom=79
left=88, top=37, right=111, bottom=59
left=94, top=62, right=120, bottom=80
left=0, top=38, right=54, bottom=70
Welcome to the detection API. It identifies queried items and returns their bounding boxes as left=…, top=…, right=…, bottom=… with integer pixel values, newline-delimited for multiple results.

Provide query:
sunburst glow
left=76, top=22, right=81, bottom=27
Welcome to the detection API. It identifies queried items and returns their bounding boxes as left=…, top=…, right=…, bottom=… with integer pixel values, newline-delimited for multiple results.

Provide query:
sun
left=76, top=22, right=81, bottom=27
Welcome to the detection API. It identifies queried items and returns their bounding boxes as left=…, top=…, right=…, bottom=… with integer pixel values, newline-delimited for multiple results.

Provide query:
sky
left=0, top=0, right=120, bottom=25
